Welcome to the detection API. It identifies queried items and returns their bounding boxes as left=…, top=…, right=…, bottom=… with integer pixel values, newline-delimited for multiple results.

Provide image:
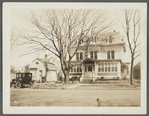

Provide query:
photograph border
left=3, top=2, right=147, bottom=114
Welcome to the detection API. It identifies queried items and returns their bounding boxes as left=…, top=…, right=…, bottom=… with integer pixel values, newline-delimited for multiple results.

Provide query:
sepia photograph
left=3, top=3, right=147, bottom=114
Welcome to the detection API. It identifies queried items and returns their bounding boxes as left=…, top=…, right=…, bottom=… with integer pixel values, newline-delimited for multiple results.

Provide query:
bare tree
left=17, top=9, right=111, bottom=84
left=24, top=64, right=30, bottom=73
left=10, top=65, right=16, bottom=74
left=118, top=9, right=141, bottom=85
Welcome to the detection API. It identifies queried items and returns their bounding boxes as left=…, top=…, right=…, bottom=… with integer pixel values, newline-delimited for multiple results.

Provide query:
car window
left=23, top=74, right=25, bottom=78
left=19, top=74, right=22, bottom=77
left=27, top=74, right=32, bottom=77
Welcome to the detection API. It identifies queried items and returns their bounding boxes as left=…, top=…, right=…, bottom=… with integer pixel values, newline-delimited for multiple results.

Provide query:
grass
left=10, top=89, right=140, bottom=107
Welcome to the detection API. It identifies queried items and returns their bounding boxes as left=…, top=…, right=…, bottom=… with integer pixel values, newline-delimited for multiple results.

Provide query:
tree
left=24, top=64, right=30, bottom=73
left=10, top=65, right=16, bottom=74
left=17, top=9, right=111, bottom=84
left=118, top=10, right=141, bottom=85
left=133, top=62, right=141, bottom=80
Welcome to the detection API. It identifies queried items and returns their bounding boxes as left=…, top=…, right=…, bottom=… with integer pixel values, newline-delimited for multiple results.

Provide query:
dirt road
left=11, top=89, right=140, bottom=107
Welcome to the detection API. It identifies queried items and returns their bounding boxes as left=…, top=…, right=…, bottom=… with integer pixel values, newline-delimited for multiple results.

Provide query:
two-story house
left=67, top=31, right=128, bottom=82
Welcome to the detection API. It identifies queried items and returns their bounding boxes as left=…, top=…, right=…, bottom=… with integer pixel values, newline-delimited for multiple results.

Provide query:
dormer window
left=36, top=62, right=39, bottom=64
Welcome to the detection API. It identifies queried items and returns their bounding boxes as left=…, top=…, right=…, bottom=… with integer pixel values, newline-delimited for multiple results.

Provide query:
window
left=74, top=67, right=76, bottom=72
left=23, top=74, right=25, bottom=78
left=107, top=51, right=110, bottom=59
left=98, top=63, right=117, bottom=72
left=94, top=51, right=97, bottom=59
left=98, top=63, right=104, bottom=72
left=112, top=63, right=115, bottom=72
left=71, top=64, right=73, bottom=72
left=85, top=65, right=87, bottom=72
left=106, top=38, right=108, bottom=43
left=90, top=51, right=93, bottom=59
left=107, top=51, right=115, bottom=59
left=111, top=51, right=114, bottom=59
left=77, top=65, right=80, bottom=72
left=71, top=64, right=82, bottom=73
left=105, top=63, right=107, bottom=72
left=76, top=53, right=79, bottom=61
left=90, top=51, right=97, bottom=59
left=36, top=62, right=39, bottom=64
left=115, top=63, right=117, bottom=72
left=98, top=64, right=100, bottom=72
left=27, top=73, right=32, bottom=77
left=19, top=74, right=22, bottom=77
left=88, top=65, right=92, bottom=71
left=76, top=52, right=83, bottom=60
left=102, top=63, right=104, bottom=72
left=80, top=52, right=83, bottom=60
left=108, top=63, right=110, bottom=72
left=80, top=65, right=82, bottom=72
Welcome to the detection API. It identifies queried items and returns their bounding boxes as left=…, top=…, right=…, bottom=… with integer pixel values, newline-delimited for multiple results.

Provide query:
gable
left=29, top=59, right=45, bottom=70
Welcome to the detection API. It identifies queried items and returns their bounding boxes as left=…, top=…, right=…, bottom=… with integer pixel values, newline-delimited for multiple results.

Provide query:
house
left=67, top=30, right=130, bottom=82
left=29, top=55, right=58, bottom=83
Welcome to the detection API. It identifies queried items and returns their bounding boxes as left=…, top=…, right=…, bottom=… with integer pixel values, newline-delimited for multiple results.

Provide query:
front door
left=85, top=65, right=93, bottom=77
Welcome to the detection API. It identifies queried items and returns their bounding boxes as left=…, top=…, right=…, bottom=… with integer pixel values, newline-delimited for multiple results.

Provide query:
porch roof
left=82, top=58, right=97, bottom=63
left=97, top=59, right=122, bottom=63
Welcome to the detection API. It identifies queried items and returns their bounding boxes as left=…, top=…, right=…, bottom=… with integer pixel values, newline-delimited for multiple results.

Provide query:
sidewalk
left=64, top=84, right=81, bottom=89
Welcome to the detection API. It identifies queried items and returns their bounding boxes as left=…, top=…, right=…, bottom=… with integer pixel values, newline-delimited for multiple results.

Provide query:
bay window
left=98, top=63, right=118, bottom=72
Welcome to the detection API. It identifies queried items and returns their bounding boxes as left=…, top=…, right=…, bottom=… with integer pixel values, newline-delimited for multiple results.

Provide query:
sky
left=9, top=4, right=143, bottom=70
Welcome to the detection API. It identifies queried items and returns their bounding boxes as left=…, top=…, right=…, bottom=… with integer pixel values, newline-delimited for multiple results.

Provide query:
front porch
left=80, top=58, right=121, bottom=82
left=80, top=58, right=98, bottom=82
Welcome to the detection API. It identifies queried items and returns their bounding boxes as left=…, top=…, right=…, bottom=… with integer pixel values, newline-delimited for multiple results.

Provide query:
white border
left=3, top=3, right=147, bottom=114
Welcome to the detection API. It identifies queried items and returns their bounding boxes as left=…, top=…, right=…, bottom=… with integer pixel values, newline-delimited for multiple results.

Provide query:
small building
left=29, top=55, right=57, bottom=83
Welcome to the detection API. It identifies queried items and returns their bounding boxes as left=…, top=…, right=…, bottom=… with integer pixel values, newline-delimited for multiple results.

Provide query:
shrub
left=116, top=76, right=119, bottom=80
left=101, top=77, right=104, bottom=80
left=122, top=77, right=126, bottom=80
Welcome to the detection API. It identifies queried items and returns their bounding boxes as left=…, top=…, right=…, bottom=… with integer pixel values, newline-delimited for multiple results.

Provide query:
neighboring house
left=121, top=62, right=130, bottom=79
left=67, top=30, right=130, bottom=81
left=133, top=62, right=141, bottom=79
left=29, top=55, right=58, bottom=82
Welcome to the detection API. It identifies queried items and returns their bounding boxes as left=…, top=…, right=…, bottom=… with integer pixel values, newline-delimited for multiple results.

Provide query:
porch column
left=93, top=61, right=98, bottom=82
left=80, top=63, right=85, bottom=82
left=118, top=62, right=121, bottom=78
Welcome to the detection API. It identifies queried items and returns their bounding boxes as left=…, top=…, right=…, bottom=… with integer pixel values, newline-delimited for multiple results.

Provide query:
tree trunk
left=130, top=55, right=134, bottom=85
left=66, top=72, right=70, bottom=84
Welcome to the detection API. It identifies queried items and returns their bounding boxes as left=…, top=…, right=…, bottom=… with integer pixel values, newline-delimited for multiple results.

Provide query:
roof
left=47, top=64, right=57, bottom=71
left=97, top=59, right=122, bottom=63
left=32, top=58, right=57, bottom=71
left=71, top=31, right=127, bottom=52
left=82, top=58, right=97, bottom=63
left=32, top=58, right=55, bottom=65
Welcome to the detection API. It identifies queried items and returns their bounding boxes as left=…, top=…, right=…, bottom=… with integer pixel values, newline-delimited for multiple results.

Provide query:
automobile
left=11, top=73, right=34, bottom=88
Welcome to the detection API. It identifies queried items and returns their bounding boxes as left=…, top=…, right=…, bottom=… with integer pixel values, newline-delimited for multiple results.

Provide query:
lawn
left=10, top=89, right=140, bottom=107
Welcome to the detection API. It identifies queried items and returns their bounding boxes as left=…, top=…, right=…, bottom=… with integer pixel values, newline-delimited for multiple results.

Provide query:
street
left=11, top=89, right=140, bottom=107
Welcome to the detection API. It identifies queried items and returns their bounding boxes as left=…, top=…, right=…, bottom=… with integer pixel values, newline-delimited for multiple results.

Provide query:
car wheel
left=15, top=82, right=22, bottom=88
